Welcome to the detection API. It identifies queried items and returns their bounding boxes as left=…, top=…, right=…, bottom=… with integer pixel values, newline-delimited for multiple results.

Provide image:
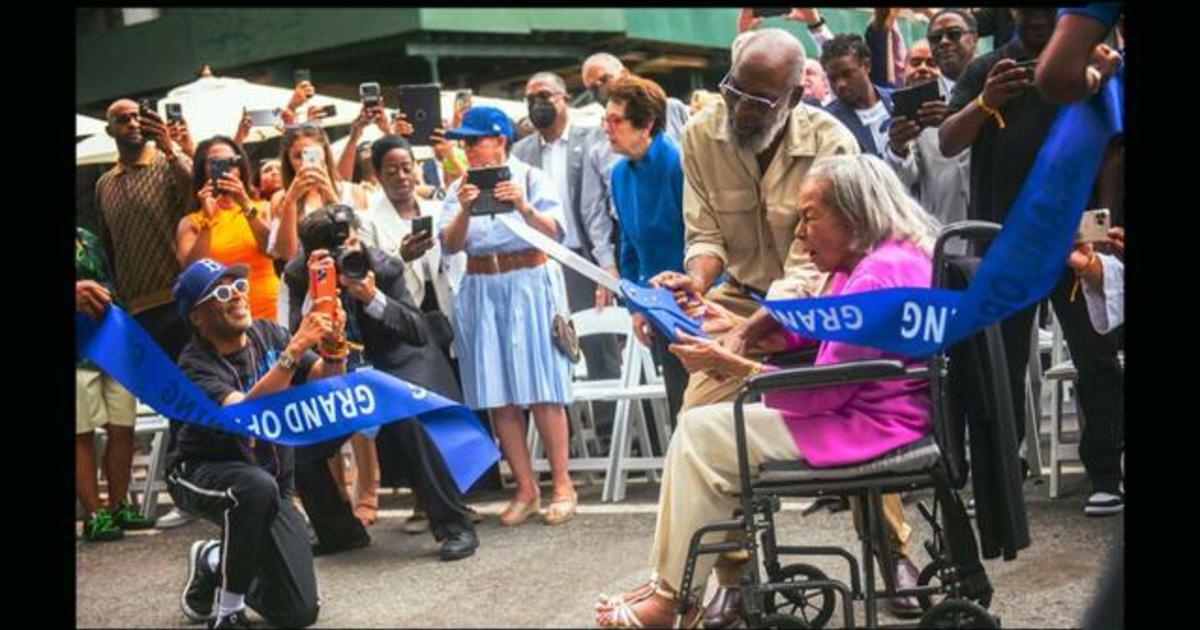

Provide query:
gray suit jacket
left=511, top=123, right=611, bottom=263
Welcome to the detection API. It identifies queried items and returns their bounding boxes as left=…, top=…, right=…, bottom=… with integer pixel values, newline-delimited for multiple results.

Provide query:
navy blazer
left=824, top=85, right=895, bottom=157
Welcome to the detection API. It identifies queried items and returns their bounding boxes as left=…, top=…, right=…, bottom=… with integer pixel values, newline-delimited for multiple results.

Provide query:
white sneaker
left=156, top=507, right=196, bottom=529
left=1084, top=492, right=1124, bottom=517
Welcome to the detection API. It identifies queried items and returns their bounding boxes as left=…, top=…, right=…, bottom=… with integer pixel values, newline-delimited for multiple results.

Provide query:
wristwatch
left=243, top=206, right=258, bottom=220
left=277, top=350, right=300, bottom=372
left=808, top=17, right=826, bottom=30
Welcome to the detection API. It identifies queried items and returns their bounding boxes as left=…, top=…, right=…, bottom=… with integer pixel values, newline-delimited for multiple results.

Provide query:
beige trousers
left=649, top=402, right=802, bottom=595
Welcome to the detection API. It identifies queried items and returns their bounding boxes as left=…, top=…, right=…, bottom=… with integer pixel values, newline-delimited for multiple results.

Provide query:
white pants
left=648, top=402, right=801, bottom=595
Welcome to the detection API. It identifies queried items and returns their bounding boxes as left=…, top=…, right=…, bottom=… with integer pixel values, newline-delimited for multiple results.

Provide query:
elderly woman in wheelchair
left=594, top=155, right=948, bottom=628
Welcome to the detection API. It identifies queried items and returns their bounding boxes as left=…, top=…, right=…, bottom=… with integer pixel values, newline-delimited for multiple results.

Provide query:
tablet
left=890, top=80, right=942, bottom=123
left=398, top=83, right=443, bottom=146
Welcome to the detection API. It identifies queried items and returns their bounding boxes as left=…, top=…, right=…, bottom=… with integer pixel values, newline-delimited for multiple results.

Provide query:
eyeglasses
left=526, top=91, right=563, bottom=102
left=908, top=57, right=938, bottom=69
left=718, top=73, right=789, bottom=111
left=927, top=27, right=974, bottom=47
left=602, top=114, right=630, bottom=128
left=197, top=278, right=250, bottom=307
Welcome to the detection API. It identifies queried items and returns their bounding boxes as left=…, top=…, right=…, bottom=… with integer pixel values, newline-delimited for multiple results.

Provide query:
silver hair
left=582, top=52, right=625, bottom=74
left=731, top=28, right=806, bottom=88
left=527, top=71, right=568, bottom=94
left=806, top=154, right=942, bottom=255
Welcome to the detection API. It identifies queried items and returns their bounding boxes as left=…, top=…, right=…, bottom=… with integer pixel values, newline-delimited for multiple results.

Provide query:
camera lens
left=337, top=249, right=371, bottom=281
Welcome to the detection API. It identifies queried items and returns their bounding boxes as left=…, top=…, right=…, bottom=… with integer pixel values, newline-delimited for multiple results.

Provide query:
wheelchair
left=674, top=222, right=1010, bottom=629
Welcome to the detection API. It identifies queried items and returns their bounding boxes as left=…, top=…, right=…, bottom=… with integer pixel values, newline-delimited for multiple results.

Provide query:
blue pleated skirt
left=453, top=262, right=573, bottom=410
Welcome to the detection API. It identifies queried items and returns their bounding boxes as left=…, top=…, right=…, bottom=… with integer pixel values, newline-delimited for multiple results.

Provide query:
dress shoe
left=439, top=529, right=479, bottom=561
left=887, top=556, right=923, bottom=619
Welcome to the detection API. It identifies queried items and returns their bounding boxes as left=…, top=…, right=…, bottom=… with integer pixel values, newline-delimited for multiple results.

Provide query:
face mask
left=589, top=84, right=607, bottom=106
left=529, top=101, right=558, bottom=129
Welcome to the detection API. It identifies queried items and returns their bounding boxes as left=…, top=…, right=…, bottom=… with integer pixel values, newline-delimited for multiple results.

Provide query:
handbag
left=552, top=314, right=582, bottom=364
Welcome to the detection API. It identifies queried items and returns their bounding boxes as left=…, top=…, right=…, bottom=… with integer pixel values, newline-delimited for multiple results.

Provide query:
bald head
left=582, top=52, right=629, bottom=103
left=731, top=28, right=806, bottom=89
left=583, top=52, right=625, bottom=77
left=106, top=99, right=139, bottom=123
left=904, top=38, right=939, bottom=86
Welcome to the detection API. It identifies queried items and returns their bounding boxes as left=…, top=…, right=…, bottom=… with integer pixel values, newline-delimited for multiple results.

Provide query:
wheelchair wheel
left=918, top=599, right=998, bottom=628
left=762, top=563, right=836, bottom=629
left=759, top=613, right=811, bottom=628
left=916, top=559, right=949, bottom=612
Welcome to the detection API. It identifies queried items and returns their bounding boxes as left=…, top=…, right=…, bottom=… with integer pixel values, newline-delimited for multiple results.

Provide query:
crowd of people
left=77, top=6, right=1124, bottom=628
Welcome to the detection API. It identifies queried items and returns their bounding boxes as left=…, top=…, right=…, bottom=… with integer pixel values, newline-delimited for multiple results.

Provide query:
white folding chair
left=527, top=307, right=669, bottom=501
left=92, top=403, right=171, bottom=520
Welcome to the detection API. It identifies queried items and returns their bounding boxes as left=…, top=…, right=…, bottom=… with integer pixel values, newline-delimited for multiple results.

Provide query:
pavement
left=77, top=468, right=1120, bottom=628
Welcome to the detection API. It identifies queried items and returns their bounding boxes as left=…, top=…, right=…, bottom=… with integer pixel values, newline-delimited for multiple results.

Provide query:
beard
left=727, top=102, right=791, bottom=155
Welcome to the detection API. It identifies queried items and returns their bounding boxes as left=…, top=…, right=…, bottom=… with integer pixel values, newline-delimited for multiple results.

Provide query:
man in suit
left=283, top=205, right=479, bottom=561
left=821, top=33, right=896, bottom=157
left=511, top=71, right=622, bottom=433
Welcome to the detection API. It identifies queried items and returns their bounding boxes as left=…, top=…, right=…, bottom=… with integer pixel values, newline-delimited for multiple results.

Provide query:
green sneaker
left=112, top=502, right=156, bottom=531
left=82, top=508, right=124, bottom=542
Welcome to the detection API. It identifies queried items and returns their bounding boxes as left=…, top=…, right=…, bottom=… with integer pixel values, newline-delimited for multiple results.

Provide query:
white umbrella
left=76, top=75, right=364, bottom=165
left=76, top=114, right=107, bottom=140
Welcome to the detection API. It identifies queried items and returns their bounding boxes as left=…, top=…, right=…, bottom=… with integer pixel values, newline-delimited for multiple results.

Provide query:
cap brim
left=443, top=127, right=491, bottom=140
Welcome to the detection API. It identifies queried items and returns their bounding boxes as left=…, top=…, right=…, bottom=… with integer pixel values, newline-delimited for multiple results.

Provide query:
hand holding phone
left=359, top=82, right=382, bottom=109
left=1075, top=208, right=1112, bottom=244
left=247, top=108, right=282, bottom=127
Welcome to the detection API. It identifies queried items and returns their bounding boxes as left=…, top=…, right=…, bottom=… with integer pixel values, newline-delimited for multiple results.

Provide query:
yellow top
left=187, top=199, right=279, bottom=320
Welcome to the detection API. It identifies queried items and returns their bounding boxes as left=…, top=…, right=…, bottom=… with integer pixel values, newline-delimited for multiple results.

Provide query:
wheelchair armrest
left=744, top=359, right=927, bottom=397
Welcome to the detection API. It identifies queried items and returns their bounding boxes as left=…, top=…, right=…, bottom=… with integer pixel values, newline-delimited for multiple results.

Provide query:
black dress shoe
left=702, top=585, right=747, bottom=628
left=209, top=609, right=252, bottom=628
left=887, top=556, right=923, bottom=619
left=439, top=529, right=478, bottom=561
left=311, top=534, right=370, bottom=557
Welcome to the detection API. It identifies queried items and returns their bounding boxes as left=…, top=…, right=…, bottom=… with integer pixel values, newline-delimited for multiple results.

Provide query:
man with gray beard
left=650, top=28, right=859, bottom=410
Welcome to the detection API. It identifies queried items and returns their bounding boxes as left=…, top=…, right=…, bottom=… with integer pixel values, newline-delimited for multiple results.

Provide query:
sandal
left=543, top=490, right=577, bottom=526
left=594, top=580, right=701, bottom=628
left=499, top=497, right=541, bottom=527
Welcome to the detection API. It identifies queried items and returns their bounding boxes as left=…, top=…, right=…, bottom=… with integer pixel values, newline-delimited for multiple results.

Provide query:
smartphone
left=466, top=166, right=514, bottom=215
left=398, top=83, right=443, bottom=146
left=209, top=157, right=237, bottom=191
left=294, top=68, right=312, bottom=85
left=309, top=258, right=338, bottom=317
left=317, top=103, right=337, bottom=118
left=1075, top=208, right=1111, bottom=244
left=1014, top=58, right=1039, bottom=79
left=164, top=102, right=183, bottom=123
left=301, top=145, right=324, bottom=169
left=247, top=108, right=281, bottom=127
left=359, top=82, right=382, bottom=108
left=412, top=216, right=433, bottom=238
left=890, top=80, right=942, bottom=123
left=751, top=7, right=791, bottom=18
left=138, top=98, right=159, bottom=117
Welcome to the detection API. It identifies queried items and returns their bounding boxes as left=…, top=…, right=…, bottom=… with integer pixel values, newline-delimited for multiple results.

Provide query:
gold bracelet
left=975, top=94, right=1007, bottom=129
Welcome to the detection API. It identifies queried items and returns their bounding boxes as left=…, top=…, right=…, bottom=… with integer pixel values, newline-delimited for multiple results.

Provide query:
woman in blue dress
left=437, top=106, right=578, bottom=526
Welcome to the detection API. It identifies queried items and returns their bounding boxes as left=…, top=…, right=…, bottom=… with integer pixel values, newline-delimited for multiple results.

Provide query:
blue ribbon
left=619, top=280, right=707, bottom=343
left=76, top=306, right=500, bottom=492
left=744, top=78, right=1121, bottom=358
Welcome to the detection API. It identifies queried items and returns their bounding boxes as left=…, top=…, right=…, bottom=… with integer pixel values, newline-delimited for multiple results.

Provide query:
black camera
left=328, top=207, right=371, bottom=281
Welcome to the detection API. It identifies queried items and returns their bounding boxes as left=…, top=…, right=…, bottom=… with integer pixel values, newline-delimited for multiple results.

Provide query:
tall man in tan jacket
left=647, top=28, right=925, bottom=621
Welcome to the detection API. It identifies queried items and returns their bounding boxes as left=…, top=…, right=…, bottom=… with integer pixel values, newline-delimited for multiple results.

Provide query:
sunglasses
left=928, top=27, right=974, bottom=47
left=718, top=73, right=789, bottom=111
left=197, top=278, right=250, bottom=307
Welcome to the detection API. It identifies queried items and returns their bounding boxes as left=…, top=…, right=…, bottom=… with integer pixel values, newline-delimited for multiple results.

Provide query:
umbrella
left=76, top=75, right=364, bottom=165
left=76, top=114, right=107, bottom=140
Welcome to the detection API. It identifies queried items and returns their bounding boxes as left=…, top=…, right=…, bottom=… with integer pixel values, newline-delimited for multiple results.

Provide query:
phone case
left=309, top=261, right=338, bottom=316
left=397, top=83, right=442, bottom=146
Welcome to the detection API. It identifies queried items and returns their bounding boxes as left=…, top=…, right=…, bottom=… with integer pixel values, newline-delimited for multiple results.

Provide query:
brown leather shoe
left=887, top=556, right=923, bottom=619
left=702, top=586, right=747, bottom=628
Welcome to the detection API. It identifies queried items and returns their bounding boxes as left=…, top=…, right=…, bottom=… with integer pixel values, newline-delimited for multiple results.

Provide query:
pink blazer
left=762, top=239, right=932, bottom=467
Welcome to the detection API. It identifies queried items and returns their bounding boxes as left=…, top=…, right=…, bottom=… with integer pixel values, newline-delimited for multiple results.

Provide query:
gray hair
left=527, top=71, right=568, bottom=94
left=582, top=52, right=625, bottom=75
left=731, top=28, right=806, bottom=88
left=807, top=154, right=942, bottom=255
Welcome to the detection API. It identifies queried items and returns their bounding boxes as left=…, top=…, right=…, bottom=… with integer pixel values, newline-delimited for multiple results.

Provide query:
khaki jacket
left=681, top=99, right=859, bottom=303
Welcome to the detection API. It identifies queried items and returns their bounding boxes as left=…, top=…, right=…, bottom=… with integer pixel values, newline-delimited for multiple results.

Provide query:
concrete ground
left=77, top=469, right=1120, bottom=628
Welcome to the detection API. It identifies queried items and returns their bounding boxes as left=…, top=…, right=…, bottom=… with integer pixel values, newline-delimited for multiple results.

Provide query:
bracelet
left=808, top=16, right=826, bottom=30
left=975, top=94, right=1006, bottom=129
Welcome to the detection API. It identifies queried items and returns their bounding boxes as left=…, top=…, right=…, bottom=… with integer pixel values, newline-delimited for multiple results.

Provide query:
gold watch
left=277, top=350, right=300, bottom=371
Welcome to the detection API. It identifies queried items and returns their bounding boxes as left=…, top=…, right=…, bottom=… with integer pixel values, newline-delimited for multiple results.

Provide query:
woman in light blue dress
left=437, top=106, right=578, bottom=526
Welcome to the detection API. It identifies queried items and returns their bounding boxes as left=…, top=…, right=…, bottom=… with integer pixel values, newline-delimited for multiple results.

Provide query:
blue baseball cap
left=444, top=106, right=514, bottom=143
left=173, top=258, right=249, bottom=319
